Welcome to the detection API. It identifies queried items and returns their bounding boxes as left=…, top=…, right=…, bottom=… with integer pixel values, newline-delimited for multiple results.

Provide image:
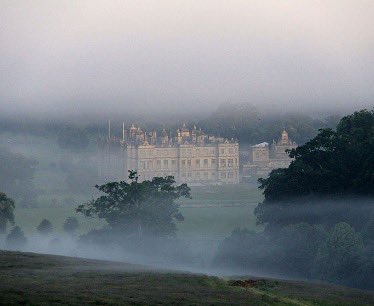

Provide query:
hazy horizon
left=1, top=0, right=373, bottom=119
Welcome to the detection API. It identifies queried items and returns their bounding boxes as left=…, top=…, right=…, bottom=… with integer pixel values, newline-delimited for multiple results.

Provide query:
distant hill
left=0, top=251, right=373, bottom=305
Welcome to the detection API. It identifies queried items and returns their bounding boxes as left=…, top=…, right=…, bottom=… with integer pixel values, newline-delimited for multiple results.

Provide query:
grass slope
left=0, top=251, right=373, bottom=306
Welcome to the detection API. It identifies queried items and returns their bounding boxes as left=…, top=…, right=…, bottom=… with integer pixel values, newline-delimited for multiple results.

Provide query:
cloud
left=1, top=0, right=373, bottom=117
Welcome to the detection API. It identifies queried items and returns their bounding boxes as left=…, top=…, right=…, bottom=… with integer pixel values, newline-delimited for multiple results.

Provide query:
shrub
left=37, top=219, right=53, bottom=235
left=6, top=226, right=27, bottom=250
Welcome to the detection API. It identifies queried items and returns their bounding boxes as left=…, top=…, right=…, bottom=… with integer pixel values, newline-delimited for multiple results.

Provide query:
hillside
left=0, top=251, right=373, bottom=305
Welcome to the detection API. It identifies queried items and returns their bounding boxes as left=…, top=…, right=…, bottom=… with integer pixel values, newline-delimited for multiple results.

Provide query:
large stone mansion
left=126, top=124, right=239, bottom=184
left=98, top=122, right=296, bottom=184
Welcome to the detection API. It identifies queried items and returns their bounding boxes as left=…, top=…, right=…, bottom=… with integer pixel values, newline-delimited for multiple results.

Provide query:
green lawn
left=180, top=183, right=263, bottom=205
left=1, top=251, right=373, bottom=306
left=14, top=184, right=262, bottom=239
left=14, top=206, right=105, bottom=235
left=179, top=205, right=260, bottom=239
left=14, top=203, right=258, bottom=239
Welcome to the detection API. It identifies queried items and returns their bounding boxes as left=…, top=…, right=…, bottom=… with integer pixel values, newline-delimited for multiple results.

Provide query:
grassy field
left=0, top=251, right=373, bottom=306
left=179, top=184, right=263, bottom=206
left=14, top=184, right=262, bottom=239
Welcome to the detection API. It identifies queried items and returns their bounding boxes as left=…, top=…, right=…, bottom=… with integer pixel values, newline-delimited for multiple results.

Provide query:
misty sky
left=1, top=0, right=373, bottom=117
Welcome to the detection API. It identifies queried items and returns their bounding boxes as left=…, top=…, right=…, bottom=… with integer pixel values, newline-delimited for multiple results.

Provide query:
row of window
left=138, top=158, right=238, bottom=170
left=138, top=147, right=238, bottom=158
left=181, top=147, right=238, bottom=155
left=179, top=171, right=237, bottom=179
left=139, top=171, right=238, bottom=180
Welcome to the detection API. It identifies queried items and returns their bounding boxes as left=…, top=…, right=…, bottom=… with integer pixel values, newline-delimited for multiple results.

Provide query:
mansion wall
left=242, top=130, right=297, bottom=179
left=127, top=142, right=239, bottom=184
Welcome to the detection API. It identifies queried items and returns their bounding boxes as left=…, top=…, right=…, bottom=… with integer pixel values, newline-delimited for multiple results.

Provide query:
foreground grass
left=0, top=251, right=373, bottom=306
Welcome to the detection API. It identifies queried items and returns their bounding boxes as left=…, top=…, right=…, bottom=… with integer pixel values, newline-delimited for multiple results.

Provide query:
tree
left=199, top=103, right=325, bottom=145
left=312, top=222, right=363, bottom=285
left=63, top=217, right=79, bottom=235
left=77, top=171, right=191, bottom=238
left=0, top=192, right=15, bottom=233
left=37, top=219, right=53, bottom=235
left=272, top=223, right=327, bottom=277
left=6, top=226, right=27, bottom=250
left=255, top=109, right=374, bottom=228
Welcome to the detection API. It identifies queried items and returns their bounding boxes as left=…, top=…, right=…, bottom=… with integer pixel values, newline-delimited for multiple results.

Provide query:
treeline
left=214, top=109, right=374, bottom=290
left=197, top=103, right=341, bottom=144
left=1, top=103, right=343, bottom=147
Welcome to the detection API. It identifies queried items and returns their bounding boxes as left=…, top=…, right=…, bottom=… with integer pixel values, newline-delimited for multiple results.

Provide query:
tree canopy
left=77, top=171, right=191, bottom=237
left=198, top=103, right=331, bottom=144
left=0, top=192, right=15, bottom=233
left=255, top=109, right=374, bottom=227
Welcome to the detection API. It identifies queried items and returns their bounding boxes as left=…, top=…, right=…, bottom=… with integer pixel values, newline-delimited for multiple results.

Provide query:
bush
left=271, top=223, right=327, bottom=277
left=312, top=222, right=363, bottom=285
left=0, top=192, right=15, bottom=234
left=37, top=219, right=53, bottom=235
left=6, top=226, right=27, bottom=250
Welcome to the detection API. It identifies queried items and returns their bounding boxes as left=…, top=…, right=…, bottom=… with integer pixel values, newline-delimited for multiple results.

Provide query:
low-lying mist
left=1, top=196, right=373, bottom=289
left=1, top=231, right=223, bottom=276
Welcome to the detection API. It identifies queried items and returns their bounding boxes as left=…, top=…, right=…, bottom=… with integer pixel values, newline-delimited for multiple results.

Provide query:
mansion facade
left=127, top=124, right=239, bottom=184
left=98, top=122, right=297, bottom=184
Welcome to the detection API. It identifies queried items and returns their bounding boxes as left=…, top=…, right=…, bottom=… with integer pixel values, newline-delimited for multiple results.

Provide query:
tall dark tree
left=77, top=171, right=191, bottom=238
left=255, top=109, right=374, bottom=228
left=0, top=192, right=15, bottom=233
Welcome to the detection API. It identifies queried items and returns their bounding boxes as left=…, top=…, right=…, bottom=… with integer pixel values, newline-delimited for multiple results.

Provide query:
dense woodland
left=214, top=109, right=374, bottom=289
